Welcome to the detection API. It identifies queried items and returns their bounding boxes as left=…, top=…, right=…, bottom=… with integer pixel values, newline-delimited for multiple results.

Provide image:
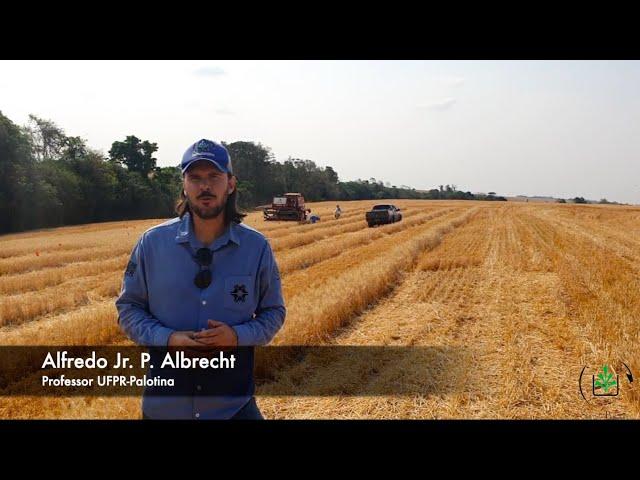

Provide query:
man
left=116, top=138, right=286, bottom=420
left=334, top=204, right=342, bottom=219
left=308, top=211, right=320, bottom=224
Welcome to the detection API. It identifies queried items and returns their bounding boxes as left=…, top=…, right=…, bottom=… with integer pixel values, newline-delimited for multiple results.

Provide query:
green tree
left=224, top=141, right=275, bottom=205
left=109, top=136, right=158, bottom=175
left=25, top=114, right=68, bottom=161
left=62, top=136, right=88, bottom=161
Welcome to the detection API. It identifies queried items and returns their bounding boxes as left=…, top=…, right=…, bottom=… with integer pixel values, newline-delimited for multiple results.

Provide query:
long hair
left=175, top=175, right=246, bottom=224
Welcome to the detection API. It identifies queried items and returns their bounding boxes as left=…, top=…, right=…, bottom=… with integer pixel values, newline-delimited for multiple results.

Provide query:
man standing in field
left=115, top=138, right=286, bottom=420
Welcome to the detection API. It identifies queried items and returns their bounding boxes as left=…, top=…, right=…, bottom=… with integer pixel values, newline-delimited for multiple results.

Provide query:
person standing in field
left=115, top=138, right=286, bottom=420
left=334, top=205, right=342, bottom=219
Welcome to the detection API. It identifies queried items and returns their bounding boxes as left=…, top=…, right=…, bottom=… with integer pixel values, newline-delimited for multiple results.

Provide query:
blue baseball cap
left=181, top=139, right=233, bottom=175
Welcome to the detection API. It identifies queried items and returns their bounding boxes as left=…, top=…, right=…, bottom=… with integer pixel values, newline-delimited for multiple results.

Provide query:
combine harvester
left=263, top=193, right=307, bottom=221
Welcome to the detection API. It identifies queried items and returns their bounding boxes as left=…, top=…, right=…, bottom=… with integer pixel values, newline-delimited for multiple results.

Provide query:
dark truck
left=365, top=204, right=402, bottom=227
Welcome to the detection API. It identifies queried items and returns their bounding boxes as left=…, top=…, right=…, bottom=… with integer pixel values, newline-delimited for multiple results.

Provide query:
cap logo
left=194, top=139, right=216, bottom=156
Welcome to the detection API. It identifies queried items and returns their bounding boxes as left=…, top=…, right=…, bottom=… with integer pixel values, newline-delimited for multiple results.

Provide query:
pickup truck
left=365, top=204, right=403, bottom=227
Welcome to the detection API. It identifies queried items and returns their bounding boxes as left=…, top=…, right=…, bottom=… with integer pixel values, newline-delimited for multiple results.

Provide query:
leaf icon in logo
left=594, top=364, right=617, bottom=393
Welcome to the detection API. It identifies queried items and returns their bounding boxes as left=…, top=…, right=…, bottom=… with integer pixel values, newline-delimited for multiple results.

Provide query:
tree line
left=0, top=111, right=505, bottom=234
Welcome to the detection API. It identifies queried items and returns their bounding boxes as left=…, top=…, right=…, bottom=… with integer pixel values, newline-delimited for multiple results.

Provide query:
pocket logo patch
left=230, top=284, right=248, bottom=303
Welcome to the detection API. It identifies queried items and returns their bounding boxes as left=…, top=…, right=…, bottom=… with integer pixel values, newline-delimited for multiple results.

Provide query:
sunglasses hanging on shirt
left=193, top=247, right=213, bottom=289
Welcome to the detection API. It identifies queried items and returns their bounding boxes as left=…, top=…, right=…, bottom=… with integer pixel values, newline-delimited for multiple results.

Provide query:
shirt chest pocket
left=223, top=275, right=254, bottom=311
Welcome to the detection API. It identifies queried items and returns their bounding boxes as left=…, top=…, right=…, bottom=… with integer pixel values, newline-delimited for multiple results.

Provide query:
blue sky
left=1, top=60, right=639, bottom=203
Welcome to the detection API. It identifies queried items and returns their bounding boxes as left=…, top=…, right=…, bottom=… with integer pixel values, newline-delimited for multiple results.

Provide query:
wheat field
left=1, top=200, right=639, bottom=419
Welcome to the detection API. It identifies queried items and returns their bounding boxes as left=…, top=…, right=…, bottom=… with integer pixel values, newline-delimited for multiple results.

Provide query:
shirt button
left=195, top=413, right=200, bottom=419
left=202, top=300, right=207, bottom=305
left=196, top=385, right=202, bottom=391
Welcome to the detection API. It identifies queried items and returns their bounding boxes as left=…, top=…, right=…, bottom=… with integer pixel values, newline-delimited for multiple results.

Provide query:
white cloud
left=418, top=97, right=457, bottom=111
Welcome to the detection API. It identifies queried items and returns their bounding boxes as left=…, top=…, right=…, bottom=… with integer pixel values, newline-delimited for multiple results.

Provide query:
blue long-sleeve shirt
left=115, top=212, right=286, bottom=419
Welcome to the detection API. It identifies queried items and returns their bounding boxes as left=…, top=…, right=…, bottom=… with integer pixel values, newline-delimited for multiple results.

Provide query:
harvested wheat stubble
left=4, top=201, right=640, bottom=419
left=273, top=208, right=479, bottom=345
left=258, top=205, right=637, bottom=419
left=0, top=219, right=161, bottom=257
left=265, top=209, right=377, bottom=240
left=0, top=254, right=129, bottom=295
left=0, top=270, right=122, bottom=327
left=0, top=300, right=125, bottom=346
left=276, top=208, right=456, bottom=275
left=0, top=244, right=134, bottom=276
left=280, top=208, right=469, bottom=302
left=270, top=208, right=426, bottom=252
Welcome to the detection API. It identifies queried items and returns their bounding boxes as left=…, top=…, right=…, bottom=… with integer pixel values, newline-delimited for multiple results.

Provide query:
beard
left=188, top=191, right=228, bottom=220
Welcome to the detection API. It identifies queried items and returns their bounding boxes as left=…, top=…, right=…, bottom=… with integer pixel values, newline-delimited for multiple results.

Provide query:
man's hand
left=167, top=331, right=207, bottom=356
left=168, top=331, right=201, bottom=347
left=193, top=320, right=239, bottom=348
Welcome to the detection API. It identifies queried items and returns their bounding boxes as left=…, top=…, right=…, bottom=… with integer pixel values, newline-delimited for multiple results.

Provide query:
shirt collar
left=175, top=213, right=191, bottom=243
left=175, top=212, right=240, bottom=250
